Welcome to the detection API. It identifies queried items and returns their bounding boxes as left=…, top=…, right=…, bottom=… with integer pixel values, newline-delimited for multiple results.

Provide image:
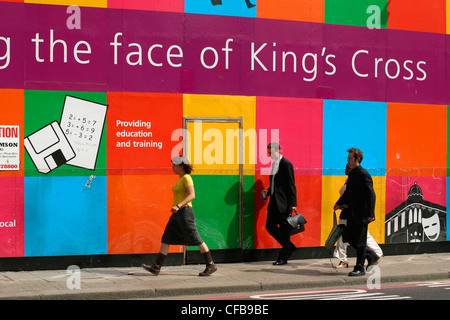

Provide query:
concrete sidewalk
left=0, top=253, right=448, bottom=300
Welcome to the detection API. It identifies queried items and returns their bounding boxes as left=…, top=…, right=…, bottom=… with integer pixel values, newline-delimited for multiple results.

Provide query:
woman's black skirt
left=161, top=206, right=204, bottom=246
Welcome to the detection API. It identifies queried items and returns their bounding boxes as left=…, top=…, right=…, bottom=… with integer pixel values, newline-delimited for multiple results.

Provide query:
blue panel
left=323, top=99, right=387, bottom=176
left=24, top=176, right=107, bottom=256
left=185, top=0, right=257, bottom=18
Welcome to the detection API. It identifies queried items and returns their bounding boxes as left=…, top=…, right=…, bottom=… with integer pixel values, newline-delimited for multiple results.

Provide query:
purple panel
left=24, top=4, right=108, bottom=91
left=384, top=29, right=445, bottom=104
left=0, top=3, right=24, bottom=89
left=237, top=19, right=445, bottom=104
left=180, top=13, right=244, bottom=96
left=447, top=35, right=450, bottom=104
left=107, top=9, right=185, bottom=92
left=0, top=2, right=447, bottom=104
left=181, top=15, right=446, bottom=104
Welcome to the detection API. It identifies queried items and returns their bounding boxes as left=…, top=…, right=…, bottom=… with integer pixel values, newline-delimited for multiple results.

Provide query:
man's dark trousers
left=266, top=201, right=295, bottom=261
left=346, top=221, right=377, bottom=271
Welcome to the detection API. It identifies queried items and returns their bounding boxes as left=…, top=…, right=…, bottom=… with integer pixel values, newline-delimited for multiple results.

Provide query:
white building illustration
left=385, top=182, right=446, bottom=243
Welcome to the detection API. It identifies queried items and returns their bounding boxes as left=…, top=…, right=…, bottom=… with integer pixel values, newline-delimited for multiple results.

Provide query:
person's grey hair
left=171, top=156, right=193, bottom=174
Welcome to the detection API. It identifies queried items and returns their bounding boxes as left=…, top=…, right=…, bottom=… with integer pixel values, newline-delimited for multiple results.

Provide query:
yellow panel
left=321, top=175, right=347, bottom=245
left=24, top=0, right=107, bottom=8
left=186, top=121, right=241, bottom=175
left=370, top=176, right=386, bottom=245
left=321, top=176, right=386, bottom=246
left=447, top=0, right=450, bottom=34
left=183, top=94, right=255, bottom=120
left=183, top=94, right=256, bottom=175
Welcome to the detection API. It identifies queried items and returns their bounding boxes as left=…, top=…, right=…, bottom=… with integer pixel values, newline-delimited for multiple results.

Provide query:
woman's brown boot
left=142, top=253, right=166, bottom=276
left=199, top=251, right=217, bottom=276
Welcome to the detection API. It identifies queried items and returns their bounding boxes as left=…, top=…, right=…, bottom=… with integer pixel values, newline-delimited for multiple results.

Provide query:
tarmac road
left=0, top=253, right=448, bottom=300
left=164, top=279, right=450, bottom=300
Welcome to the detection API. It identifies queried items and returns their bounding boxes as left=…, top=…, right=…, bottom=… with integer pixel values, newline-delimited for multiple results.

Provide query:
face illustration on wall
left=422, top=213, right=441, bottom=241
left=407, top=223, right=423, bottom=243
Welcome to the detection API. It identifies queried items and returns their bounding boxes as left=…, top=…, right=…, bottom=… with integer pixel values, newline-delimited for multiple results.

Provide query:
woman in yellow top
left=142, top=156, right=217, bottom=276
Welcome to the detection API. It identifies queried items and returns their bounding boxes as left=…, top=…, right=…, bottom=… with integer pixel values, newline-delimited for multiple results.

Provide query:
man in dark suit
left=263, top=142, right=297, bottom=265
left=334, top=148, right=378, bottom=276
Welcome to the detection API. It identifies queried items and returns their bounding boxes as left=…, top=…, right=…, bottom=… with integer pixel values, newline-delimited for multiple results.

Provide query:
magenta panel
left=0, top=177, right=24, bottom=257
left=255, top=96, right=323, bottom=176
left=108, top=0, right=184, bottom=13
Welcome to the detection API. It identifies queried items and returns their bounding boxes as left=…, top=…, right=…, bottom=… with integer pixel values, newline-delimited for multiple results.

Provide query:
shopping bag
left=325, top=211, right=344, bottom=250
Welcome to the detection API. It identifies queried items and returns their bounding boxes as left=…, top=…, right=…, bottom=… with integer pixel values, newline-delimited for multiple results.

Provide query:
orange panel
left=388, top=0, right=446, bottom=34
left=107, top=174, right=183, bottom=254
left=386, top=103, right=447, bottom=176
left=24, top=0, right=107, bottom=7
left=257, top=0, right=324, bottom=23
left=0, top=89, right=23, bottom=127
left=0, top=89, right=24, bottom=178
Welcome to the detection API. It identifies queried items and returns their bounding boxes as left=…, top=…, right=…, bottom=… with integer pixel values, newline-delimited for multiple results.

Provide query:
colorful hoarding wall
left=0, top=0, right=448, bottom=258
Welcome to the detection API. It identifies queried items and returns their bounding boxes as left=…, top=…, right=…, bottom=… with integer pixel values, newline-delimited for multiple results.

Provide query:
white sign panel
left=60, top=96, right=108, bottom=171
left=0, top=125, right=20, bottom=170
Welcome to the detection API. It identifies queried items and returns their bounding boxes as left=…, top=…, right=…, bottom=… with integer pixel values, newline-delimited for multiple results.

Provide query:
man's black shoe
left=273, top=259, right=288, bottom=266
left=348, top=270, right=365, bottom=277
left=366, top=255, right=382, bottom=272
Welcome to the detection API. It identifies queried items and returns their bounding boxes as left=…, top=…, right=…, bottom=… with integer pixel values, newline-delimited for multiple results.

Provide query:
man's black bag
left=285, top=210, right=307, bottom=235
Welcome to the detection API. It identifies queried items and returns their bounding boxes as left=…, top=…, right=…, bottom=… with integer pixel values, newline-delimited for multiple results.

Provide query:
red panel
left=254, top=175, right=321, bottom=249
left=106, top=92, right=183, bottom=175
left=388, top=0, right=446, bottom=34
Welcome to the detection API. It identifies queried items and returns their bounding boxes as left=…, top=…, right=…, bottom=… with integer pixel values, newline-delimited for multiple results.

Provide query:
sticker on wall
left=0, top=125, right=20, bottom=171
left=385, top=182, right=446, bottom=243
left=24, top=96, right=108, bottom=174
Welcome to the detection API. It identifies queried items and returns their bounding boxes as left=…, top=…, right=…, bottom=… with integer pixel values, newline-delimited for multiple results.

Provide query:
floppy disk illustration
left=24, top=121, right=76, bottom=174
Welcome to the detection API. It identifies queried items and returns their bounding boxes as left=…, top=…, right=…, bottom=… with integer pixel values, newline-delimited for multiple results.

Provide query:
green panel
left=242, top=175, right=255, bottom=250
left=24, top=90, right=107, bottom=177
left=325, top=0, right=387, bottom=28
left=188, top=175, right=255, bottom=250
